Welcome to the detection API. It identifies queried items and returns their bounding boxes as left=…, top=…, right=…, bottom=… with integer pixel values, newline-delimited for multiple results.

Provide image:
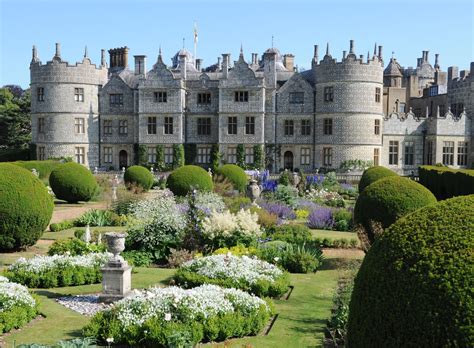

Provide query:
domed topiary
left=348, top=195, right=474, bottom=347
left=124, top=165, right=154, bottom=191
left=0, top=163, right=54, bottom=250
left=167, top=165, right=213, bottom=196
left=49, top=162, right=98, bottom=203
left=215, top=164, right=248, bottom=192
left=358, top=166, right=397, bottom=193
left=354, top=176, right=436, bottom=246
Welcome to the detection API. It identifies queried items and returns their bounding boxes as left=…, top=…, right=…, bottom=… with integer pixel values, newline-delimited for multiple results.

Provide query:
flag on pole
left=194, top=21, right=198, bottom=44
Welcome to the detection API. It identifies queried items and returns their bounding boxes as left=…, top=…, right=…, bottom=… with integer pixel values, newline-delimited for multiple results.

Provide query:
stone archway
left=284, top=151, right=294, bottom=171
left=119, top=150, right=128, bottom=169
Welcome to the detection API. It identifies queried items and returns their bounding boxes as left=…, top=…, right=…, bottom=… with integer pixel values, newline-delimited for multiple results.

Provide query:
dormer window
left=289, top=92, right=304, bottom=104
left=154, top=91, right=167, bottom=103
left=110, top=94, right=123, bottom=106
left=234, top=91, right=249, bottom=102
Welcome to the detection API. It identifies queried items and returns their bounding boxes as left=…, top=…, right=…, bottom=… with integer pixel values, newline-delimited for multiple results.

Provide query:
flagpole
left=193, top=21, right=198, bottom=69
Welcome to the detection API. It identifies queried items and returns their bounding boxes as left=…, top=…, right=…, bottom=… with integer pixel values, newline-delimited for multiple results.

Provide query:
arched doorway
left=284, top=151, right=294, bottom=171
left=119, top=150, right=128, bottom=169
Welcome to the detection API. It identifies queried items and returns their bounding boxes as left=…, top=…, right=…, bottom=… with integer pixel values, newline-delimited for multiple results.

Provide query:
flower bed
left=4, top=253, right=111, bottom=288
left=83, top=284, right=273, bottom=347
left=174, top=255, right=290, bottom=297
left=0, top=276, right=38, bottom=333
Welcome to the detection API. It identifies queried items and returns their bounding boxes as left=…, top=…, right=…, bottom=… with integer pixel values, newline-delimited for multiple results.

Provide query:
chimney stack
left=314, top=45, right=319, bottom=62
left=134, top=55, right=146, bottom=76
left=217, top=57, right=222, bottom=70
left=378, top=45, right=383, bottom=60
left=448, top=66, right=459, bottom=81
left=108, top=47, right=129, bottom=69
left=342, top=50, right=347, bottom=60
left=222, top=53, right=230, bottom=78
left=252, top=53, right=258, bottom=65
left=101, top=49, right=106, bottom=67
left=179, top=52, right=187, bottom=80
left=460, top=70, right=469, bottom=79
left=283, top=54, right=295, bottom=71
left=349, top=40, right=355, bottom=54
left=53, top=42, right=61, bottom=60
left=195, top=58, right=202, bottom=71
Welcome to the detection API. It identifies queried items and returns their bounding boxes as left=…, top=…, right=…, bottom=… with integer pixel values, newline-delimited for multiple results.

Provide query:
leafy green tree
left=0, top=86, right=31, bottom=149
left=172, top=144, right=185, bottom=169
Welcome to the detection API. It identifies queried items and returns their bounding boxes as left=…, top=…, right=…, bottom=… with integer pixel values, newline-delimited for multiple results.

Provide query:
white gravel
left=56, top=295, right=110, bottom=316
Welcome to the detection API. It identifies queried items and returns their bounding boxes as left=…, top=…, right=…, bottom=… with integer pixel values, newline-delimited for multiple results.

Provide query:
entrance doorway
left=119, top=150, right=128, bottom=169
left=284, top=151, right=294, bottom=171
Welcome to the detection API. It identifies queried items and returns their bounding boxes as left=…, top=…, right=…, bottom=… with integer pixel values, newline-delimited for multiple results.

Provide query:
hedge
left=167, top=165, right=213, bottom=196
left=215, top=164, right=248, bottom=192
left=358, top=166, right=397, bottom=193
left=12, top=160, right=62, bottom=180
left=124, top=165, right=154, bottom=191
left=418, top=165, right=474, bottom=199
left=49, top=162, right=98, bottom=203
left=0, top=148, right=30, bottom=162
left=0, top=163, right=54, bottom=250
left=348, top=195, right=474, bottom=347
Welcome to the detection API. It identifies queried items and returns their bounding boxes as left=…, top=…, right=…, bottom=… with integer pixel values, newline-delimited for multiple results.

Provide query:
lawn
left=310, top=229, right=358, bottom=241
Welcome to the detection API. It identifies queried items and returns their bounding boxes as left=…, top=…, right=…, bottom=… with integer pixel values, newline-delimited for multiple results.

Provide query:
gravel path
left=56, top=294, right=110, bottom=316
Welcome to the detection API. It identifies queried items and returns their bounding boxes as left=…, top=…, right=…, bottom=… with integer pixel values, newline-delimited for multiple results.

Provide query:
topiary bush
left=347, top=195, right=474, bottom=347
left=215, top=164, right=248, bottom=192
left=358, top=166, right=397, bottom=193
left=49, top=162, right=98, bottom=203
left=124, top=165, right=154, bottom=191
left=354, top=176, right=436, bottom=246
left=0, top=163, right=54, bottom=250
left=167, top=165, right=213, bottom=196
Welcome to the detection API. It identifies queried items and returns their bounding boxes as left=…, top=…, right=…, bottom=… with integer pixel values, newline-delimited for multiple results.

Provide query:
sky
left=1, top=0, right=473, bottom=89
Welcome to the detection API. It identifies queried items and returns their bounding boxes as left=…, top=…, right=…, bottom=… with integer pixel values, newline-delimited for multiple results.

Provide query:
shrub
left=354, top=176, right=437, bottom=245
left=49, top=162, right=98, bottom=203
left=122, top=250, right=154, bottom=267
left=215, top=164, right=248, bottom=192
left=274, top=184, right=299, bottom=208
left=175, top=255, right=290, bottom=298
left=166, top=248, right=195, bottom=268
left=282, top=244, right=323, bottom=273
left=13, top=160, right=62, bottom=180
left=74, top=209, right=120, bottom=227
left=347, top=195, right=474, bottom=348
left=333, top=209, right=353, bottom=231
left=418, top=165, right=474, bottom=199
left=83, top=285, right=272, bottom=347
left=279, top=170, right=291, bottom=186
left=307, top=206, right=334, bottom=230
left=358, top=166, right=397, bottom=193
left=111, top=188, right=143, bottom=216
left=223, top=196, right=251, bottom=214
left=268, top=224, right=312, bottom=244
left=249, top=207, right=278, bottom=230
left=0, top=163, right=54, bottom=250
left=259, top=201, right=296, bottom=220
left=47, top=238, right=106, bottom=256
left=49, top=220, right=75, bottom=232
left=124, top=165, right=154, bottom=191
left=213, top=245, right=258, bottom=257
left=167, top=165, right=213, bottom=196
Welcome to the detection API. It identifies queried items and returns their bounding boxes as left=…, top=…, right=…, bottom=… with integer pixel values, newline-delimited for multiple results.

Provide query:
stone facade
left=30, top=42, right=473, bottom=172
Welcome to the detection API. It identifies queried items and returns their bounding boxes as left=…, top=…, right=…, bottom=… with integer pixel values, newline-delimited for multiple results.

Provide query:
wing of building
left=30, top=41, right=473, bottom=173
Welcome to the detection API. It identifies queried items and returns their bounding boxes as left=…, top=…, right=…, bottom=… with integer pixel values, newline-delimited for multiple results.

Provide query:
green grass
left=310, top=229, right=358, bottom=241
left=42, top=226, right=127, bottom=241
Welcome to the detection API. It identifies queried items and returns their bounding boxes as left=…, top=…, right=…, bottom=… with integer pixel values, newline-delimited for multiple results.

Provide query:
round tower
left=30, top=43, right=108, bottom=167
left=313, top=40, right=384, bottom=169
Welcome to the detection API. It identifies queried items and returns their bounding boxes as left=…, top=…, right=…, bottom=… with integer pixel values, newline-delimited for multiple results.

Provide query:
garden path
left=49, top=201, right=108, bottom=224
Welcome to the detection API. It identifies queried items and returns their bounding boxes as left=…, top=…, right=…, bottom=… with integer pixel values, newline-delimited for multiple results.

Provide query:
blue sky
left=1, top=0, right=473, bottom=88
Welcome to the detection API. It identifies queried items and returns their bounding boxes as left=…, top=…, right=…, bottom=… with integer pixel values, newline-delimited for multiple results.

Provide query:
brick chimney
left=108, top=47, right=129, bottom=69
left=283, top=54, right=295, bottom=71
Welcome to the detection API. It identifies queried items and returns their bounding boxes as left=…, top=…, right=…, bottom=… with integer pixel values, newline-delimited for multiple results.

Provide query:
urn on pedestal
left=246, top=178, right=261, bottom=205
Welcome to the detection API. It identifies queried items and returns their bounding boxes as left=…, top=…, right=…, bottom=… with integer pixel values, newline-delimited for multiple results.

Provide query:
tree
left=0, top=86, right=31, bottom=149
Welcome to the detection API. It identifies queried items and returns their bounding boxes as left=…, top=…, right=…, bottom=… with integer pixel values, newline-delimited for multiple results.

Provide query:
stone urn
left=247, top=178, right=261, bottom=205
left=105, top=232, right=127, bottom=265
left=292, top=172, right=301, bottom=187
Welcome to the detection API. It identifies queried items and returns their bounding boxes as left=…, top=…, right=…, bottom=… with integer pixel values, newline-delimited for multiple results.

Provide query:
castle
left=30, top=41, right=473, bottom=173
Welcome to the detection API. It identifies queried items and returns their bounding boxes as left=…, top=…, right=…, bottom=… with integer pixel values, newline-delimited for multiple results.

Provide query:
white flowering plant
left=201, top=209, right=262, bottom=249
left=0, top=276, right=38, bottom=333
left=5, top=253, right=111, bottom=288
left=175, top=254, right=290, bottom=298
left=83, top=284, right=273, bottom=346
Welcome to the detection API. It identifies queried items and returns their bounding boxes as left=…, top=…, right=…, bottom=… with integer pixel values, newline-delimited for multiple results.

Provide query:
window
left=399, top=102, right=406, bottom=113
left=375, top=87, right=381, bottom=103
left=404, top=141, right=414, bottom=166
left=228, top=117, right=237, bottom=135
left=323, top=118, right=333, bottom=135
left=197, top=146, right=211, bottom=164
left=197, top=118, right=211, bottom=136
left=323, top=147, right=332, bottom=167
left=38, top=117, right=45, bottom=134
left=439, top=104, right=446, bottom=116
left=147, top=117, right=157, bottom=135
left=37, top=87, right=44, bottom=102
left=301, top=148, right=310, bottom=165
left=442, top=141, right=454, bottom=165
left=457, top=141, right=468, bottom=166
left=103, top=120, right=112, bottom=136
left=103, top=147, right=112, bottom=163
left=74, top=88, right=84, bottom=102
left=75, top=147, right=85, bottom=164
left=450, top=103, right=464, bottom=117
left=234, top=91, right=249, bottom=102
left=373, top=148, right=380, bottom=166
left=75, top=118, right=85, bottom=134
left=38, top=146, right=45, bottom=161
left=164, top=117, right=173, bottom=135
left=284, top=120, right=294, bottom=136
left=109, top=94, right=123, bottom=106
left=389, top=141, right=399, bottom=165
left=245, top=147, right=254, bottom=164
left=227, top=147, right=237, bottom=164
left=289, top=92, right=304, bottom=104
left=147, top=147, right=157, bottom=163
left=427, top=141, right=434, bottom=165
left=154, top=91, right=167, bottom=103
left=301, top=120, right=311, bottom=136
left=164, top=147, right=173, bottom=164
left=119, top=120, right=128, bottom=135
left=374, top=119, right=380, bottom=135
left=197, top=93, right=211, bottom=104
left=324, top=86, right=334, bottom=102
left=245, top=117, right=255, bottom=135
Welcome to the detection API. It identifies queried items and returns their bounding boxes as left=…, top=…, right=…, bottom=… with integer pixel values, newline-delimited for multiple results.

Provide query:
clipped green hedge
left=0, top=148, right=30, bottom=162
left=358, top=166, right=397, bottom=193
left=167, top=165, right=213, bottom=196
left=49, top=162, right=98, bottom=203
left=13, top=160, right=62, bottom=180
left=215, top=164, right=248, bottom=192
left=354, top=176, right=436, bottom=245
left=124, top=165, right=154, bottom=191
left=419, top=165, right=474, bottom=199
left=0, top=163, right=54, bottom=250
left=348, top=195, right=474, bottom=347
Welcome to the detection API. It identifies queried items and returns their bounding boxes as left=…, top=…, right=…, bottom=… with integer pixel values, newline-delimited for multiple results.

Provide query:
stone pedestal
left=98, top=261, right=132, bottom=303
